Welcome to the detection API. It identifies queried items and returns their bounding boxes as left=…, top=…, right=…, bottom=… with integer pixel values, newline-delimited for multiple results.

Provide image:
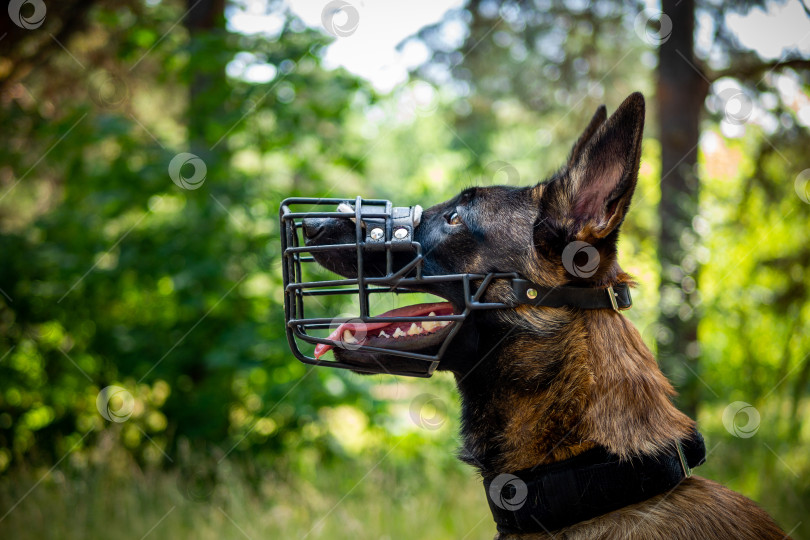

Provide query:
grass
left=0, top=454, right=493, bottom=540
left=1, top=403, right=809, bottom=539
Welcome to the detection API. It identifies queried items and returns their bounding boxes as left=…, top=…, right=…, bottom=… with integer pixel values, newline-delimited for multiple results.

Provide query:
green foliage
left=1, top=0, right=810, bottom=537
left=0, top=1, right=386, bottom=470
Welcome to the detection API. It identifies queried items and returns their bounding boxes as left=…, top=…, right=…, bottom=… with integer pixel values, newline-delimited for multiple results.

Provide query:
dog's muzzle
left=279, top=196, right=633, bottom=378
left=279, top=197, right=523, bottom=377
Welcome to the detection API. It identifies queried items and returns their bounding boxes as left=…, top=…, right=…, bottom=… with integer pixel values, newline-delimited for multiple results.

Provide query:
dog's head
left=302, top=92, right=645, bottom=375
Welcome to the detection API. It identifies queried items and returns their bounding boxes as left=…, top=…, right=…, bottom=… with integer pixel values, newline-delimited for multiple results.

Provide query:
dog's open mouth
left=314, top=302, right=456, bottom=358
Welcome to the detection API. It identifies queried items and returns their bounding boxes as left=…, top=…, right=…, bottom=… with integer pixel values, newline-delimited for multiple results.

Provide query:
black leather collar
left=483, top=431, right=706, bottom=534
left=511, top=280, right=632, bottom=312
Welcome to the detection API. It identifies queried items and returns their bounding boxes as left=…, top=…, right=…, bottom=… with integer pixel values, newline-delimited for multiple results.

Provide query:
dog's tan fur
left=486, top=303, right=788, bottom=539
left=453, top=95, right=788, bottom=538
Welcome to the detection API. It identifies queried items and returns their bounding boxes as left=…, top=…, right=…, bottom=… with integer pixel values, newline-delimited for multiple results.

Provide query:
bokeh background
left=1, top=0, right=810, bottom=538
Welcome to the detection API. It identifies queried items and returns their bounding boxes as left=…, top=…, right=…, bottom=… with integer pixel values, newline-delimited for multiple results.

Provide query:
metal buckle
left=607, top=285, right=620, bottom=312
left=676, top=441, right=692, bottom=478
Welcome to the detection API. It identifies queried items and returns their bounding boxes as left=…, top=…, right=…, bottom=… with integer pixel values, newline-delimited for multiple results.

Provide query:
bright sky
left=228, top=0, right=464, bottom=90
left=725, top=0, right=810, bottom=59
left=227, top=0, right=810, bottom=92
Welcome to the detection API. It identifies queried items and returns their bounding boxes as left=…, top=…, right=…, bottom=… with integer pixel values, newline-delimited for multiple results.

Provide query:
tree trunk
left=656, top=0, right=708, bottom=418
left=184, top=0, right=227, bottom=156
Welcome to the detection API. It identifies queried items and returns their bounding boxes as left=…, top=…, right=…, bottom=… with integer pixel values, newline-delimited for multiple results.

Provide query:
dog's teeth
left=378, top=330, right=390, bottom=338
left=422, top=319, right=439, bottom=331
left=407, top=323, right=422, bottom=336
left=422, top=313, right=451, bottom=332
left=343, top=330, right=358, bottom=343
left=393, top=327, right=406, bottom=338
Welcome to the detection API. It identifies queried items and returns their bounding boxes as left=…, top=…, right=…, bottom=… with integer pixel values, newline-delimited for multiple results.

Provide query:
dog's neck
left=454, top=305, right=694, bottom=475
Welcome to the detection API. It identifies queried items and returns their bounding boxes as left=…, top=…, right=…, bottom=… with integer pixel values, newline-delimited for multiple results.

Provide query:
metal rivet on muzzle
left=370, top=227, right=384, bottom=240
left=526, top=288, right=538, bottom=299
left=394, top=228, right=408, bottom=239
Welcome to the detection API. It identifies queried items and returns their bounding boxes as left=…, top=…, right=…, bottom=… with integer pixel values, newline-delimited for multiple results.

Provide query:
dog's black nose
left=302, top=218, right=325, bottom=240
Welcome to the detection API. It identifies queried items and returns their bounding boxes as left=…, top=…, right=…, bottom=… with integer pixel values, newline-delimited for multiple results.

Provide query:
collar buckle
left=607, top=285, right=632, bottom=312
left=607, top=285, right=620, bottom=312
left=676, top=441, right=692, bottom=478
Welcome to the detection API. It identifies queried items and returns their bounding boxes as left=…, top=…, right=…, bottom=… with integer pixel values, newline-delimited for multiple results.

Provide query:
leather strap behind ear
left=511, top=280, right=632, bottom=311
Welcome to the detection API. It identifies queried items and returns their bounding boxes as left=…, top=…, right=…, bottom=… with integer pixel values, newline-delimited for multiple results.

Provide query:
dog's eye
left=447, top=212, right=462, bottom=226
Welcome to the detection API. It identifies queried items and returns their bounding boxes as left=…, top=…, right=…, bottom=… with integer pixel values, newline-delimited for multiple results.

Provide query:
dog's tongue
left=314, top=302, right=452, bottom=359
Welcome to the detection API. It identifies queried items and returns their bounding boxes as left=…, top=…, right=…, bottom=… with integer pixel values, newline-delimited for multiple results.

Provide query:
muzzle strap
left=511, top=280, right=632, bottom=312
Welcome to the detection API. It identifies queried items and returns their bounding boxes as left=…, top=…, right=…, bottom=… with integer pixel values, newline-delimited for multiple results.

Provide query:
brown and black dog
left=301, top=93, right=788, bottom=538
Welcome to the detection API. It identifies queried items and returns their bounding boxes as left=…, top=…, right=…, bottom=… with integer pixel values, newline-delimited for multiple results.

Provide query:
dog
left=299, top=93, right=788, bottom=538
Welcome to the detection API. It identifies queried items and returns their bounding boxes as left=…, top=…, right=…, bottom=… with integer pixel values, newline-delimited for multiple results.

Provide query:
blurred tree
left=656, top=0, right=810, bottom=416
left=0, top=0, right=383, bottom=470
left=409, top=0, right=646, bottom=173
left=184, top=0, right=226, bottom=154
left=0, top=0, right=98, bottom=95
left=656, top=0, right=707, bottom=418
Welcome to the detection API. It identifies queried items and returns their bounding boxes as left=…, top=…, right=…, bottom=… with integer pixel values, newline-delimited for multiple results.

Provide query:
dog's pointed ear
left=567, top=105, right=607, bottom=168
left=548, top=92, right=645, bottom=241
